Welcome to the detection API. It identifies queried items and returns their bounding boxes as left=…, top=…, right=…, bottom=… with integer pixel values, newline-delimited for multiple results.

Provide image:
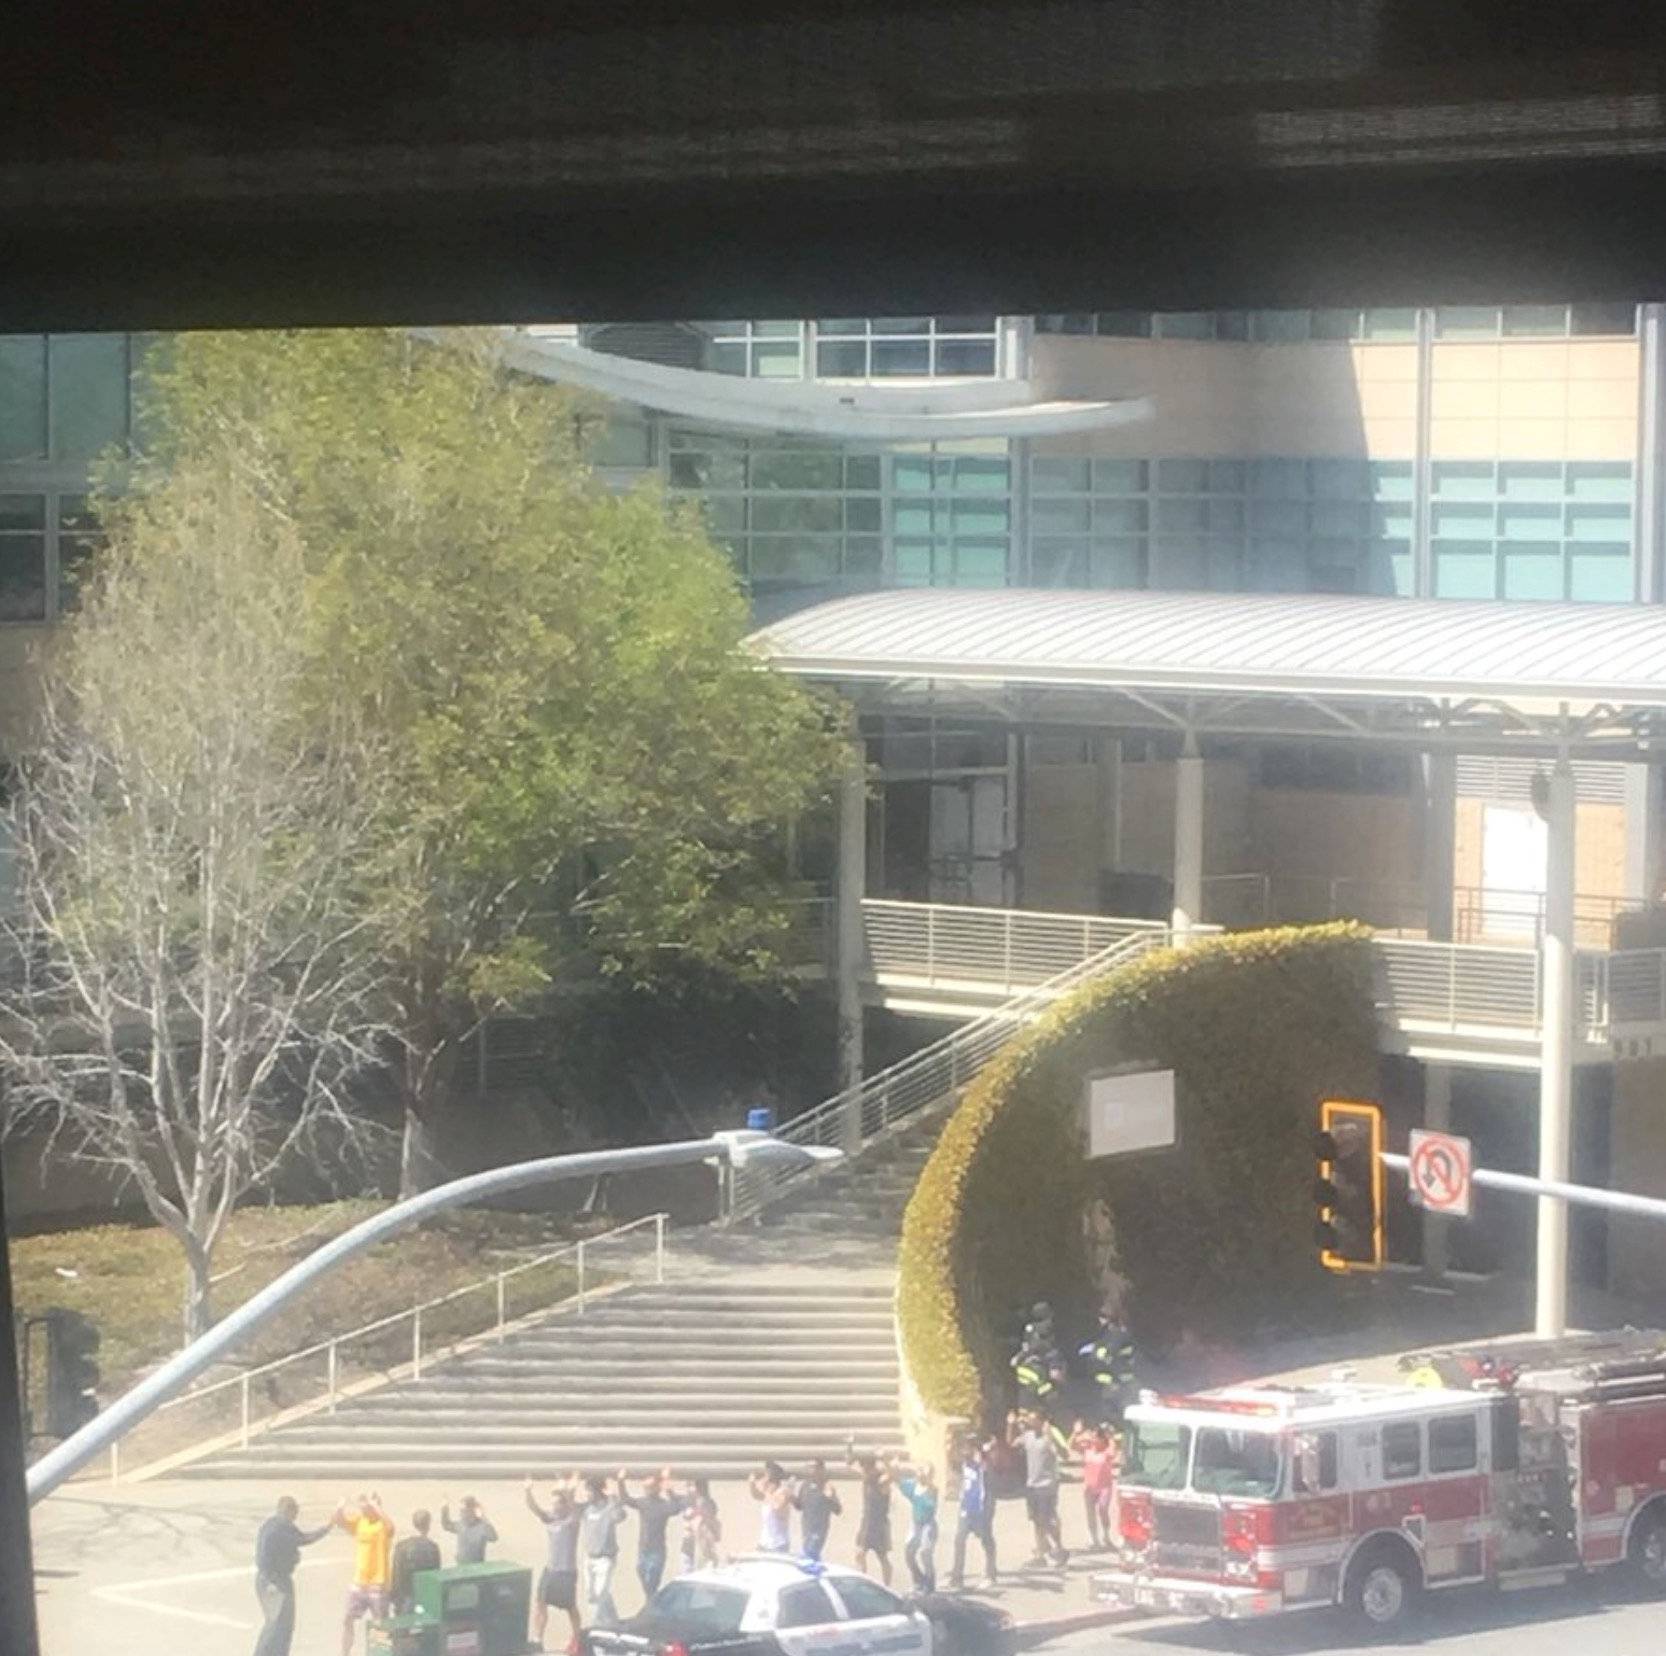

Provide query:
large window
left=1430, top=459, right=1633, bottom=602
left=1434, top=303, right=1637, bottom=338
left=1035, top=306, right=1636, bottom=342
left=667, top=430, right=1010, bottom=596
left=0, top=334, right=135, bottom=464
left=1028, top=455, right=1411, bottom=595
left=0, top=493, right=98, bottom=623
left=695, top=318, right=1002, bottom=380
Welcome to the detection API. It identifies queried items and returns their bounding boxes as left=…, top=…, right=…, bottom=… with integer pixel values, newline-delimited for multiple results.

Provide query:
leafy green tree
left=138, top=329, right=842, bottom=1192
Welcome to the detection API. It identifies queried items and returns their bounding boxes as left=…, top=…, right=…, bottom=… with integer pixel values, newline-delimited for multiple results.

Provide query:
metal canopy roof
left=750, top=588, right=1666, bottom=756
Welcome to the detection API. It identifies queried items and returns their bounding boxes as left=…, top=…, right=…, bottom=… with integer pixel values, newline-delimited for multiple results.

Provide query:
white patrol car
left=583, top=1557, right=935, bottom=1656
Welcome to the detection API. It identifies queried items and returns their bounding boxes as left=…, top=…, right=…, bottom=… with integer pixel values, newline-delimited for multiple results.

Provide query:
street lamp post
left=25, top=1130, right=837, bottom=1505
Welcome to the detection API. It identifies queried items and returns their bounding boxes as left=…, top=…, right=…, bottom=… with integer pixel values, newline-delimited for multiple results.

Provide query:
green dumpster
left=401, top=1562, right=531, bottom=1655
left=366, top=1610, right=441, bottom=1656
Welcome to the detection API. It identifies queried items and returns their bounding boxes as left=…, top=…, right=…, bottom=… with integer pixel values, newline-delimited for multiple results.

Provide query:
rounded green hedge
left=896, top=923, right=1379, bottom=1421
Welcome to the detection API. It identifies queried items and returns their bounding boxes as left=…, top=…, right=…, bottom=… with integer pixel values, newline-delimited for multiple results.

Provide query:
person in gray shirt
left=580, top=1474, right=630, bottom=1628
left=1008, top=1409, right=1068, bottom=1566
left=526, top=1478, right=583, bottom=1650
left=440, top=1496, right=498, bottom=1565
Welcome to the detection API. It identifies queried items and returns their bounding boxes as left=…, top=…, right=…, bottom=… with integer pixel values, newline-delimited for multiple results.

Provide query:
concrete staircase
left=178, top=1122, right=942, bottom=1480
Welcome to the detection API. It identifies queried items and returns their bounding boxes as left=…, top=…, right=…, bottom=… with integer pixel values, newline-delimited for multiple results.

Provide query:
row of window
left=1034, top=304, right=1638, bottom=343
left=0, top=494, right=98, bottom=622
left=692, top=318, right=1002, bottom=381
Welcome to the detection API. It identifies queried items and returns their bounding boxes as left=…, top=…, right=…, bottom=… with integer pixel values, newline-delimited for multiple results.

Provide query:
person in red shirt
left=1071, top=1422, right=1117, bottom=1550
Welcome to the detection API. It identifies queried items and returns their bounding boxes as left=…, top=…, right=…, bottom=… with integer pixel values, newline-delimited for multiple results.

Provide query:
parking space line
left=89, top=1555, right=334, bottom=1630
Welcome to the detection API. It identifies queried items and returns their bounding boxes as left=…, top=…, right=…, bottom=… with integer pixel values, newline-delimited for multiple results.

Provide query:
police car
left=584, top=1556, right=1011, bottom=1656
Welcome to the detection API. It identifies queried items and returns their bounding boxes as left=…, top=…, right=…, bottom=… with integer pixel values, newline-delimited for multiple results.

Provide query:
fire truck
left=1092, top=1330, right=1666, bottom=1631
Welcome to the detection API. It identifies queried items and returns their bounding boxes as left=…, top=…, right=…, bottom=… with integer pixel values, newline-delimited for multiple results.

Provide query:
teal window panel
left=751, top=495, right=841, bottom=533
left=1246, top=537, right=1307, bottom=590
left=1310, top=459, right=1369, bottom=499
left=0, top=336, right=47, bottom=461
left=1500, top=549, right=1565, bottom=599
left=1251, top=459, right=1306, bottom=497
left=751, top=450, right=842, bottom=490
left=816, top=341, right=867, bottom=376
left=1251, top=310, right=1311, bottom=342
left=892, top=539, right=934, bottom=584
left=1311, top=309, right=1359, bottom=340
left=1032, top=497, right=1091, bottom=533
left=844, top=454, right=882, bottom=491
left=1435, top=306, right=1500, bottom=338
left=50, top=334, right=130, bottom=460
left=1093, top=499, right=1148, bottom=534
left=1362, top=308, right=1417, bottom=340
left=1565, top=503, right=1631, bottom=541
left=1371, top=503, right=1414, bottom=539
left=1092, top=459, right=1148, bottom=494
left=1208, top=460, right=1246, bottom=492
left=1206, top=498, right=1244, bottom=533
left=1430, top=461, right=1495, bottom=498
left=1156, top=458, right=1208, bottom=492
left=1032, top=456, right=1089, bottom=491
left=709, top=342, right=748, bottom=375
left=845, top=496, right=882, bottom=533
left=1156, top=496, right=1207, bottom=532
left=950, top=499, right=1010, bottom=535
left=1250, top=499, right=1305, bottom=535
left=700, top=497, right=747, bottom=536
left=1501, top=304, right=1568, bottom=336
left=1206, top=538, right=1243, bottom=590
left=950, top=541, right=1009, bottom=586
left=890, top=455, right=935, bottom=492
left=1155, top=312, right=1214, bottom=339
left=1433, top=543, right=1498, bottom=597
left=1089, top=538, right=1145, bottom=587
left=752, top=341, right=803, bottom=377
left=845, top=537, right=884, bottom=577
left=1311, top=500, right=1368, bottom=537
left=1498, top=503, right=1560, bottom=540
left=892, top=500, right=936, bottom=535
left=1368, top=461, right=1414, bottom=500
left=950, top=455, right=1010, bottom=491
left=1568, top=547, right=1633, bottom=600
left=1431, top=502, right=1494, bottom=537
left=1389, top=548, right=1415, bottom=597
left=1032, top=538, right=1088, bottom=584
left=1565, top=461, right=1632, bottom=501
left=1498, top=461, right=1563, bottom=500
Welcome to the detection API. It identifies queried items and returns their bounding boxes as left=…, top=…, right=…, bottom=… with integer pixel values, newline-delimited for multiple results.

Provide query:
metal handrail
left=146, top=1209, right=668, bottom=1453
left=726, top=925, right=1173, bottom=1223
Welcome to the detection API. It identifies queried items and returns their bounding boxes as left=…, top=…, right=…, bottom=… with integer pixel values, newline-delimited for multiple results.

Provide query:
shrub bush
left=896, top=923, right=1379, bottom=1421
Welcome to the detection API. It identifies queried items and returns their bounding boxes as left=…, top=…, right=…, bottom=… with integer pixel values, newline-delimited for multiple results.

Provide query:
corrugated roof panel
left=748, top=589, right=1666, bottom=709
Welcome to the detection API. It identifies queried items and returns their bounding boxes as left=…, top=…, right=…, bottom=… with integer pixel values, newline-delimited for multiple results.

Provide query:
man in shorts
left=526, top=1476, right=583, bottom=1653
left=335, top=1493, right=395, bottom=1656
left=1008, top=1410, right=1068, bottom=1567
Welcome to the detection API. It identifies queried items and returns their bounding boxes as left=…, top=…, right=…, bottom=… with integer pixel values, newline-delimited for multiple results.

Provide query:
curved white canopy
left=499, top=334, right=1153, bottom=440
left=750, top=588, right=1666, bottom=754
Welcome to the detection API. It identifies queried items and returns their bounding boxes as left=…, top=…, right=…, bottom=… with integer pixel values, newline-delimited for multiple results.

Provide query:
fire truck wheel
left=1343, top=1540, right=1422, bottom=1631
left=1626, top=1504, right=1666, bottom=1592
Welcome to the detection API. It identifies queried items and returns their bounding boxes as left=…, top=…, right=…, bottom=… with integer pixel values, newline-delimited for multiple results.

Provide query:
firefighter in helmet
left=1011, top=1301, right=1065, bottom=1416
left=1080, top=1312, right=1137, bottom=1423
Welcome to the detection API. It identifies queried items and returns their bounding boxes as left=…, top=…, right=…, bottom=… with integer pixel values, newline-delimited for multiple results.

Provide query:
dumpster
left=408, top=1562, right=531, bottom=1655
left=366, top=1611, right=440, bottom=1656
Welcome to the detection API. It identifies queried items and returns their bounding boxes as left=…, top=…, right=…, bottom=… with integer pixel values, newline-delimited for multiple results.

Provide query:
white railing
left=861, top=898, right=1169, bottom=995
left=1372, top=938, right=1544, bottom=1033
left=121, top=1211, right=668, bottom=1480
left=725, top=926, right=1172, bottom=1223
left=1588, top=947, right=1666, bottom=1032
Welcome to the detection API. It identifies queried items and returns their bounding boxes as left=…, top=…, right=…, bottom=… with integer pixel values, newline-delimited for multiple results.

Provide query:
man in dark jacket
left=252, top=1495, right=331, bottom=1656
left=390, top=1509, right=443, bottom=1615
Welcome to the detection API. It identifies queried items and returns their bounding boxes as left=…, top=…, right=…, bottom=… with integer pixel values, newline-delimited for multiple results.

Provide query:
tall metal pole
left=1171, top=733, right=1204, bottom=937
left=0, top=1166, right=41, bottom=1655
left=1535, top=758, right=1577, bottom=1338
left=25, top=1132, right=834, bottom=1504
left=835, top=748, right=868, bottom=1142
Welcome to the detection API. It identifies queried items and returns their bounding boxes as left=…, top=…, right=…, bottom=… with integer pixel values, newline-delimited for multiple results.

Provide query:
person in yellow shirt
left=335, top=1493, right=395, bottom=1656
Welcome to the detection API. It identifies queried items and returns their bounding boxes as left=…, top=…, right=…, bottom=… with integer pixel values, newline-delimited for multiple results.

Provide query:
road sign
left=1408, top=1129, right=1473, bottom=1217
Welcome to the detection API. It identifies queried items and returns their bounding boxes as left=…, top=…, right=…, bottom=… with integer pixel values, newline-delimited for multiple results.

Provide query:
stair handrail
left=130, top=1209, right=669, bottom=1469
left=725, top=925, right=1177, bottom=1223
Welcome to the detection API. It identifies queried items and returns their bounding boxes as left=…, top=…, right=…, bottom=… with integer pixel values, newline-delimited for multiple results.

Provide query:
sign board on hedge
left=1085, top=1067, right=1177, bottom=1159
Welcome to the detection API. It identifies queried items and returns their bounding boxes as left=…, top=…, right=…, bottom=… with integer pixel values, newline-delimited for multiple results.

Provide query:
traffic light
left=1314, top=1100, right=1384, bottom=1272
left=44, top=1308, right=100, bottom=1438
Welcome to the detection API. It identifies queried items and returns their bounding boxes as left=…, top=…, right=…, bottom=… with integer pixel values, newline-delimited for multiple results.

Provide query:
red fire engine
left=1092, top=1330, right=1666, bottom=1631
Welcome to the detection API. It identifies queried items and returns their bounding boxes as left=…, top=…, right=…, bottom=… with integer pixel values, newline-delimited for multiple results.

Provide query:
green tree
left=138, top=329, right=842, bottom=1192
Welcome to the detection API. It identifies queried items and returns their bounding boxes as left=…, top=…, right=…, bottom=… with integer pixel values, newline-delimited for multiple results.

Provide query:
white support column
left=1535, top=758, right=1577, bottom=1339
left=1422, top=1063, right=1452, bottom=1280
left=1172, top=734, right=1204, bottom=937
left=835, top=751, right=868, bottom=1133
left=1422, top=751, right=1457, bottom=942
left=1097, top=733, right=1122, bottom=894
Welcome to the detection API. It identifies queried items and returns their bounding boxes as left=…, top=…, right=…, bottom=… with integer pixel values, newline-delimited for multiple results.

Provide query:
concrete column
left=1535, top=758, right=1577, bottom=1338
left=835, top=752, right=867, bottom=1132
left=1097, top=733, right=1122, bottom=896
left=1422, top=1063, right=1453, bottom=1279
left=1423, top=751, right=1457, bottom=941
left=1172, top=735, right=1205, bottom=936
left=1638, top=302, right=1664, bottom=605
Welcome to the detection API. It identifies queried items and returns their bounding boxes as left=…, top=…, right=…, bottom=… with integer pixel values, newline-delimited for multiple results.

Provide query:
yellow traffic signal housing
left=1315, top=1099, right=1385, bottom=1273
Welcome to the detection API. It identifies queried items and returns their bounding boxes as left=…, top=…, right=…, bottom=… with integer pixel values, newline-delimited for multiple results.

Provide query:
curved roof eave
left=498, top=334, right=1153, bottom=440
left=748, top=588, right=1666, bottom=716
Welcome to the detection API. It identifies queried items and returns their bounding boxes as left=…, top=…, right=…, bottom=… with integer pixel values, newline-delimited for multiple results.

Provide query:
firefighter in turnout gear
left=1080, top=1315, right=1137, bottom=1423
left=1011, top=1302, right=1068, bottom=1445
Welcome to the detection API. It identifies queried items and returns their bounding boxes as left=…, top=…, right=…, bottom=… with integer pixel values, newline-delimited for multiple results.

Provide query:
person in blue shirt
left=895, top=1459, right=940, bottom=1593
left=948, top=1438, right=997, bottom=1591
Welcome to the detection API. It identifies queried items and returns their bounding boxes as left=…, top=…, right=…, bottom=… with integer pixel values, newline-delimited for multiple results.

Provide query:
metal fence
left=861, top=898, right=1168, bottom=994
left=724, top=926, right=1171, bottom=1223
left=115, top=1212, right=667, bottom=1481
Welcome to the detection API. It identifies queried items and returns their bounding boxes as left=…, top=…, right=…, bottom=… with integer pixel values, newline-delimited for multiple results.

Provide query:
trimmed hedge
left=896, top=924, right=1379, bottom=1421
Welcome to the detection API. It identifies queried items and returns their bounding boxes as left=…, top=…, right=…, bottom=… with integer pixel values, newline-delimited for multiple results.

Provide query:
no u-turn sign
left=1408, top=1128, right=1473, bottom=1218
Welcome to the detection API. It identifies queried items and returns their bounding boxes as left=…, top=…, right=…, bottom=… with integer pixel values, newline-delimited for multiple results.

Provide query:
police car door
left=824, top=1577, right=931, bottom=1656
left=770, top=1580, right=848, bottom=1656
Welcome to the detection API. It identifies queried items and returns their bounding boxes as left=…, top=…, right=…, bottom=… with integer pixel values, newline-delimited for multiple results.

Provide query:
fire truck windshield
left=1119, top=1421, right=1192, bottom=1490
left=1192, top=1425, right=1282, bottom=1497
